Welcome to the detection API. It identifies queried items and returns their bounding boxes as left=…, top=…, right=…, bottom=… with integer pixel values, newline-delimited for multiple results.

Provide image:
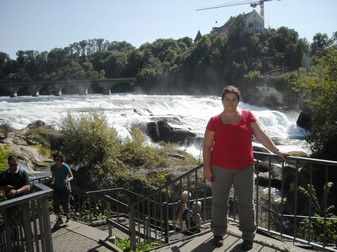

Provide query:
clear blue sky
left=1, top=0, right=336, bottom=59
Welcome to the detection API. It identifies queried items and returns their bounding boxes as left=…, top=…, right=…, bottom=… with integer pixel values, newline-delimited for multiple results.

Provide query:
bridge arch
left=39, top=85, right=57, bottom=96
left=110, top=81, right=135, bottom=93
left=60, top=84, right=80, bottom=95
left=0, top=78, right=135, bottom=97
left=87, top=82, right=103, bottom=94
left=18, top=86, right=32, bottom=96
left=0, top=87, right=10, bottom=96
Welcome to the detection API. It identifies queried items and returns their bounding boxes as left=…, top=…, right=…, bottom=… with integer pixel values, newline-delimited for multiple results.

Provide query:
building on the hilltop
left=194, top=30, right=202, bottom=43
left=245, top=9, right=264, bottom=34
left=211, top=9, right=264, bottom=35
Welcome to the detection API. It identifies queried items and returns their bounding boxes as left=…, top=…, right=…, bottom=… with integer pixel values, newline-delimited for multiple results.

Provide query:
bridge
left=0, top=78, right=135, bottom=97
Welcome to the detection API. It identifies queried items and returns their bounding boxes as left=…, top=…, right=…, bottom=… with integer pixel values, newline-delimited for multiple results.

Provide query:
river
left=0, top=94, right=310, bottom=158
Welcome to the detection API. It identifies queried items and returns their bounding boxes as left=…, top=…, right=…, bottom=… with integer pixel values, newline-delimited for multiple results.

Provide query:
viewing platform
left=50, top=216, right=316, bottom=252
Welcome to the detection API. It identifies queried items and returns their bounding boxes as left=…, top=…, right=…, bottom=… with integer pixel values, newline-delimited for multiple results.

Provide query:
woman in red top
left=203, top=86, right=287, bottom=250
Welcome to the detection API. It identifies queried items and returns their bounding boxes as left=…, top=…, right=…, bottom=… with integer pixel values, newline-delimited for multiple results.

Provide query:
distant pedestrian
left=51, top=152, right=74, bottom=228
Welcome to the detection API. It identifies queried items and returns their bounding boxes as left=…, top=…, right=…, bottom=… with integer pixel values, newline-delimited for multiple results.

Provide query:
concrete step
left=149, top=223, right=319, bottom=251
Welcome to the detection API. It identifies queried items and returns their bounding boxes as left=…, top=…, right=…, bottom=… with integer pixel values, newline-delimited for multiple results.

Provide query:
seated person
left=176, top=190, right=191, bottom=230
left=190, top=201, right=202, bottom=233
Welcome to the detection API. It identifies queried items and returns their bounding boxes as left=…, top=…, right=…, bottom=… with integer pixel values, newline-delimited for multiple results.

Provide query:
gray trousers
left=211, top=165, right=256, bottom=241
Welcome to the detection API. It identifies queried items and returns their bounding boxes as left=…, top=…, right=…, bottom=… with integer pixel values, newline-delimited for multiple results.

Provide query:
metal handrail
left=119, top=152, right=337, bottom=251
left=28, top=153, right=335, bottom=251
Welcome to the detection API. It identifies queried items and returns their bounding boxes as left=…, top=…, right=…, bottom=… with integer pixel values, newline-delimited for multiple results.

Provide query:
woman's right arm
left=50, top=167, right=55, bottom=186
left=203, top=129, right=215, bottom=182
left=177, top=203, right=186, bottom=227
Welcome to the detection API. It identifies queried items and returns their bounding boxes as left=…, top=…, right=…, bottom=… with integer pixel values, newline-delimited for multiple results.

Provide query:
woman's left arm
left=251, top=121, right=288, bottom=161
left=66, top=171, right=74, bottom=183
left=64, top=164, right=74, bottom=184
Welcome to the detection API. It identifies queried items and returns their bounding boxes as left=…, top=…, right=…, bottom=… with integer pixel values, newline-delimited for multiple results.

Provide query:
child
left=190, top=201, right=202, bottom=233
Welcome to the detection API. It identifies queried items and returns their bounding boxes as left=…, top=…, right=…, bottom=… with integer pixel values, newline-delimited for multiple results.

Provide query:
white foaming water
left=0, top=94, right=310, bottom=157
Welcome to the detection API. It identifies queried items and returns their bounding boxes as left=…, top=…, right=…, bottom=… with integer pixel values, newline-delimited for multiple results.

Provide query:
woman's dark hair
left=7, top=154, right=18, bottom=162
left=221, top=86, right=241, bottom=101
left=53, top=152, right=64, bottom=162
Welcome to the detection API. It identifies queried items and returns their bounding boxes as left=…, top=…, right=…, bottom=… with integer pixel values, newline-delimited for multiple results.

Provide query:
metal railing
left=0, top=183, right=53, bottom=252
left=102, top=152, right=337, bottom=251
left=13, top=153, right=335, bottom=251
left=254, top=152, right=337, bottom=251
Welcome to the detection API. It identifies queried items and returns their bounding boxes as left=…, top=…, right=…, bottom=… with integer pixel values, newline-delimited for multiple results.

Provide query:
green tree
left=310, top=33, right=333, bottom=57
left=46, top=48, right=70, bottom=75
left=268, top=27, right=307, bottom=71
left=0, top=52, right=15, bottom=81
left=293, top=47, right=337, bottom=160
left=102, top=51, right=128, bottom=78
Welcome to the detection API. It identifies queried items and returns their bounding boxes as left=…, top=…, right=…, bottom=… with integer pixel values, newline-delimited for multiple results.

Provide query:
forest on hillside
left=0, top=14, right=335, bottom=97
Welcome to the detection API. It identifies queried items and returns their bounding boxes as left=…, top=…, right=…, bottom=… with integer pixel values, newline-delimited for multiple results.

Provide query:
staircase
left=100, top=152, right=337, bottom=251
left=70, top=152, right=337, bottom=251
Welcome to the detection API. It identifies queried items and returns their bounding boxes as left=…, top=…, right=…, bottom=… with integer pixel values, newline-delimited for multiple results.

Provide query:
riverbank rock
left=296, top=112, right=312, bottom=130
left=147, top=120, right=196, bottom=143
left=1, top=124, right=52, bottom=174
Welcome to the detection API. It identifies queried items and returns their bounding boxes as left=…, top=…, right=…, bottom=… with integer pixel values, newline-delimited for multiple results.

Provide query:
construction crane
left=196, top=0, right=275, bottom=20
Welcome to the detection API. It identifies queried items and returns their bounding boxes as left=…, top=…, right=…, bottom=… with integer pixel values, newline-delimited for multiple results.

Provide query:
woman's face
left=222, top=93, right=239, bottom=112
left=182, top=196, right=189, bottom=203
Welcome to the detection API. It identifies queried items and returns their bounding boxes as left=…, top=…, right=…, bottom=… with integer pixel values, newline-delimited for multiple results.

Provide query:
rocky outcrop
left=296, top=93, right=313, bottom=130
left=27, top=120, right=46, bottom=129
left=296, top=112, right=312, bottom=130
left=1, top=122, right=53, bottom=175
left=147, top=120, right=196, bottom=143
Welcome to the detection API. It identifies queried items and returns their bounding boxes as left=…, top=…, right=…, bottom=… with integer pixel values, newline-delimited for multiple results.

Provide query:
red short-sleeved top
left=206, top=110, right=257, bottom=169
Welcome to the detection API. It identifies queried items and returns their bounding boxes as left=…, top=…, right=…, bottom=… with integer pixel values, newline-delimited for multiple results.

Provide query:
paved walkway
left=49, top=216, right=319, bottom=252
left=50, top=216, right=122, bottom=252
left=150, top=224, right=314, bottom=252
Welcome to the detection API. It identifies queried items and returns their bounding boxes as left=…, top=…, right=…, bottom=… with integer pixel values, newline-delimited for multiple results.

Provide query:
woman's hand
left=275, top=150, right=289, bottom=161
left=204, top=168, right=214, bottom=182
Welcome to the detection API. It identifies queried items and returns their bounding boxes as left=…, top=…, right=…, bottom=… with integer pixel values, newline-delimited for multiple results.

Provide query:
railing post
left=107, top=201, right=112, bottom=238
left=88, top=195, right=92, bottom=224
left=163, top=202, right=169, bottom=244
left=40, top=197, right=54, bottom=252
left=129, top=205, right=136, bottom=252
left=22, top=203, right=34, bottom=251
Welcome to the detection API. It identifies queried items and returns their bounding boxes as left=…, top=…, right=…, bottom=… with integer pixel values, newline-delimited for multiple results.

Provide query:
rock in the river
left=147, top=120, right=196, bottom=143
left=296, top=112, right=312, bottom=130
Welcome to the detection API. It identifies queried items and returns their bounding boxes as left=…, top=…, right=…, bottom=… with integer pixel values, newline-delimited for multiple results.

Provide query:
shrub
left=60, top=109, right=121, bottom=171
left=0, top=123, right=13, bottom=139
